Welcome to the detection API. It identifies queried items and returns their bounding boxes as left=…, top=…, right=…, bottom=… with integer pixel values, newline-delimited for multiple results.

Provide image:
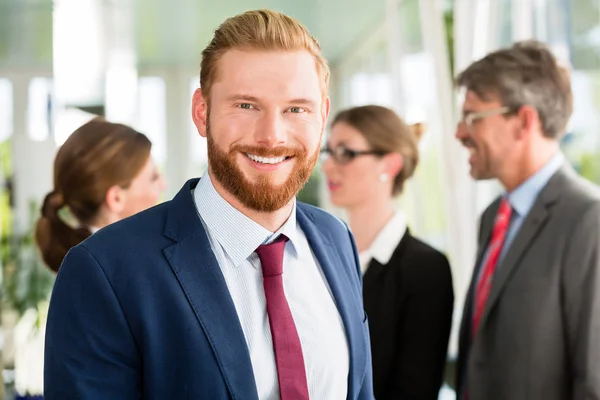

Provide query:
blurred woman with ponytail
left=35, top=117, right=167, bottom=272
left=322, top=105, right=454, bottom=399
left=15, top=118, right=166, bottom=397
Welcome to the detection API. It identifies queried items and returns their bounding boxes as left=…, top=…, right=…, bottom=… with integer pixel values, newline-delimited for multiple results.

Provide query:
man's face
left=192, top=49, right=329, bottom=212
left=455, top=90, right=516, bottom=180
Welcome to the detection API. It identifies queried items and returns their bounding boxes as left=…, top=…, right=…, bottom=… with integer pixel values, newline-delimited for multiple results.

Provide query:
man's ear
left=321, top=96, right=331, bottom=133
left=515, top=105, right=541, bottom=140
left=192, top=88, right=209, bottom=138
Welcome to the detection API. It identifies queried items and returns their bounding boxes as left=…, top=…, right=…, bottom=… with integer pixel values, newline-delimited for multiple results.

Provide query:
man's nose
left=255, top=110, right=286, bottom=147
left=455, top=122, right=468, bottom=141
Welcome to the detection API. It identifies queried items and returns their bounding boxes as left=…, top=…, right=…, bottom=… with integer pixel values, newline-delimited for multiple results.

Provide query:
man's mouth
left=462, top=139, right=477, bottom=156
left=245, top=153, right=291, bottom=164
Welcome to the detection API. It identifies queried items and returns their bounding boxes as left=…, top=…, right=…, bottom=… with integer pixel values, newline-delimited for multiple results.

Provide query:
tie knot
left=256, top=235, right=289, bottom=277
left=498, top=198, right=512, bottom=219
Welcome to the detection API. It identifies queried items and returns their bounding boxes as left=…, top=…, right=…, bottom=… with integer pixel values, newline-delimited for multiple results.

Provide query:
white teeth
left=468, top=148, right=476, bottom=155
left=246, top=153, right=287, bottom=164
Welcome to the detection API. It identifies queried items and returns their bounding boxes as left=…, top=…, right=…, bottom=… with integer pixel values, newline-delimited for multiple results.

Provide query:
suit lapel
left=163, top=179, right=258, bottom=400
left=297, top=207, right=366, bottom=400
left=363, top=228, right=411, bottom=294
left=458, top=201, right=497, bottom=360
left=478, top=166, right=567, bottom=332
left=464, top=201, right=497, bottom=317
left=362, top=260, right=385, bottom=299
left=475, top=207, right=496, bottom=274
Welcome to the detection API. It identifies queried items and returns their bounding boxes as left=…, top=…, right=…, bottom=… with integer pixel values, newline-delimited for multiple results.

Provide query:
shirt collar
left=362, top=210, right=407, bottom=267
left=193, top=171, right=299, bottom=266
left=506, top=152, right=564, bottom=217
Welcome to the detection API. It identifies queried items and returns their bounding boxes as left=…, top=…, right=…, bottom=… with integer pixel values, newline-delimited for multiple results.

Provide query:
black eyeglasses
left=320, top=145, right=387, bottom=165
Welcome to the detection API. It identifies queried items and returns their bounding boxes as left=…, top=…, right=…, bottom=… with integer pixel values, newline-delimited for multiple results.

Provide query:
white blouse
left=358, top=210, right=407, bottom=275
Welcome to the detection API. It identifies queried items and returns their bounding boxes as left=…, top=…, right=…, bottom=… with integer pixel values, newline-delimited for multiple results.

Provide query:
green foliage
left=297, top=168, right=322, bottom=207
left=1, top=140, right=12, bottom=238
left=1, top=200, right=55, bottom=317
left=398, top=0, right=424, bottom=54
left=561, top=69, right=600, bottom=185
left=0, top=13, right=7, bottom=62
left=32, top=6, right=53, bottom=64
left=578, top=152, right=600, bottom=182
left=565, top=0, right=599, bottom=70
left=0, top=139, right=11, bottom=175
left=443, top=7, right=455, bottom=78
left=570, top=0, right=600, bottom=37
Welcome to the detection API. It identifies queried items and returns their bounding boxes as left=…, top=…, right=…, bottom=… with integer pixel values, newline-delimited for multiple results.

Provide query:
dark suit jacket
left=44, top=178, right=374, bottom=400
left=457, top=164, right=600, bottom=400
left=363, top=228, right=454, bottom=399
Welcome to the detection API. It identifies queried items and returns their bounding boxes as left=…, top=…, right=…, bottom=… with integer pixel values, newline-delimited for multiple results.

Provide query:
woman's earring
left=379, top=174, right=389, bottom=182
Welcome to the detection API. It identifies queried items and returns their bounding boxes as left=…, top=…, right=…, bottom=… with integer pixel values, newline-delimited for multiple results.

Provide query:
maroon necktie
left=255, top=235, right=310, bottom=400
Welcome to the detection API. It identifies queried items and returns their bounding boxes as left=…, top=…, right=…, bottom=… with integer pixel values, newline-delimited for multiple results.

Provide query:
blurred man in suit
left=455, top=40, right=600, bottom=400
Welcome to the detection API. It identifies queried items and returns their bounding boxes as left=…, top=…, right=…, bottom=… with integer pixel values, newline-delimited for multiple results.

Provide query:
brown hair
left=35, top=117, right=152, bottom=272
left=456, top=40, right=573, bottom=139
left=200, top=9, right=329, bottom=104
left=332, top=105, right=421, bottom=195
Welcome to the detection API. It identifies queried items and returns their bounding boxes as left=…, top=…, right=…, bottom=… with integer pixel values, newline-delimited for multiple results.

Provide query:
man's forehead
left=461, top=89, right=501, bottom=109
left=218, top=48, right=318, bottom=74
left=212, top=63, right=323, bottom=102
left=212, top=82, right=321, bottom=103
left=457, top=87, right=467, bottom=105
left=215, top=49, right=323, bottom=88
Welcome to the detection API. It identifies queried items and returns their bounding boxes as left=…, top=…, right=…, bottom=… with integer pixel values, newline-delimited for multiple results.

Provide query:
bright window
left=136, top=76, right=167, bottom=164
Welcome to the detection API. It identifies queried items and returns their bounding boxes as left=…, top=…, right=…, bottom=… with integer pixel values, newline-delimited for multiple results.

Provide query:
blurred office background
left=0, top=0, right=598, bottom=398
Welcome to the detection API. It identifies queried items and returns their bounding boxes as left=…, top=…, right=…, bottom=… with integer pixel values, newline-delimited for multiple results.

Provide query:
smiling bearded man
left=206, top=120, right=319, bottom=212
left=43, top=9, right=375, bottom=400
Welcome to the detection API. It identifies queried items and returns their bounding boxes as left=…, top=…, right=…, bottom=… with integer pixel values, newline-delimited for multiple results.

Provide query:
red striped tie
left=256, top=235, right=310, bottom=400
left=472, top=198, right=512, bottom=337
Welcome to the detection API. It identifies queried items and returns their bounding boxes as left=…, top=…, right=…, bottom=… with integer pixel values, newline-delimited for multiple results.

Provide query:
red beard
left=206, top=128, right=319, bottom=212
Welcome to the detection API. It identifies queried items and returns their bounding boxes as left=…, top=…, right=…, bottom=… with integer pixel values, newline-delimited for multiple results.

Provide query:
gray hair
left=456, top=40, right=573, bottom=139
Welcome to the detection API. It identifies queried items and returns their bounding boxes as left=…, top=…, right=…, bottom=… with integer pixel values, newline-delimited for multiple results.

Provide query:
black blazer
left=363, top=228, right=454, bottom=400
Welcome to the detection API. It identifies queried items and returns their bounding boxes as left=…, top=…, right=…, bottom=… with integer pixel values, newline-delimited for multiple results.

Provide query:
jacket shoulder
left=297, top=202, right=349, bottom=233
left=80, top=201, right=171, bottom=254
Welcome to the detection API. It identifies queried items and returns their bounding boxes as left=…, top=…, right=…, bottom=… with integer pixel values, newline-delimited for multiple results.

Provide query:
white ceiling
left=0, top=0, right=387, bottom=70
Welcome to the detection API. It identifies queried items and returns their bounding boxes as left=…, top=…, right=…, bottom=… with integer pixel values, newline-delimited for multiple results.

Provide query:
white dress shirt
left=194, top=172, right=349, bottom=400
left=358, top=210, right=407, bottom=274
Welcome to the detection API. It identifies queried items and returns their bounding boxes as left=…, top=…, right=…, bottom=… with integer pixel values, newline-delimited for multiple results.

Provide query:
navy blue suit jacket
left=44, top=178, right=374, bottom=399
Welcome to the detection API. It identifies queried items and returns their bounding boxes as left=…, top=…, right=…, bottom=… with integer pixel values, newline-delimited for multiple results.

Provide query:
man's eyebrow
left=224, top=95, right=319, bottom=108
left=226, top=94, right=261, bottom=103
left=287, top=98, right=319, bottom=108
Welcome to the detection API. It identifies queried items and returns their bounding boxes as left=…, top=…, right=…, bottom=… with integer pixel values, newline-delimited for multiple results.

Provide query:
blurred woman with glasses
left=322, top=105, right=454, bottom=400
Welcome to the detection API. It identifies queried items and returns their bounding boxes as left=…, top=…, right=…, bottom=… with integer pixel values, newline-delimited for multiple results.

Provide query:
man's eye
left=239, top=103, right=253, bottom=110
left=289, top=107, right=306, bottom=113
